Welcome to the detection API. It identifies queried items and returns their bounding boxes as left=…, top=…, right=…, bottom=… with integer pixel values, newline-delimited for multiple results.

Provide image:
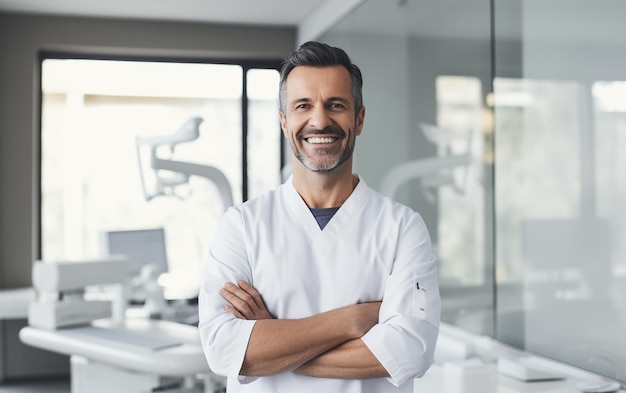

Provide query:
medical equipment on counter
left=28, top=257, right=128, bottom=330
left=102, top=228, right=168, bottom=277
left=425, top=323, right=626, bottom=393
left=21, top=257, right=220, bottom=393
left=101, top=228, right=171, bottom=317
left=129, top=263, right=169, bottom=317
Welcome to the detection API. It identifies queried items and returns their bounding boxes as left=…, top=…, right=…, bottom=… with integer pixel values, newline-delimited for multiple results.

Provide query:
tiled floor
left=0, top=378, right=70, bottom=393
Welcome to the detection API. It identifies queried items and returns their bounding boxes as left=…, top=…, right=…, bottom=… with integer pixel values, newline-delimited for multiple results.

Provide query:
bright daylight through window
left=40, top=58, right=281, bottom=299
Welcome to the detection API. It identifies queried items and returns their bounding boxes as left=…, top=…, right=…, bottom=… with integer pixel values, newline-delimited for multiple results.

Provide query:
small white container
left=443, top=359, right=498, bottom=393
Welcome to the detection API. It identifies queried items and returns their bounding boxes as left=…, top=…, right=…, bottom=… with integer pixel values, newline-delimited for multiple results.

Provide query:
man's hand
left=220, top=279, right=274, bottom=320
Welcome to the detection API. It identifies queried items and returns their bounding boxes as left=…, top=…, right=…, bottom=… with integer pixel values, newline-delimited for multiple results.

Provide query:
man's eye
left=329, top=103, right=345, bottom=109
left=295, top=104, right=309, bottom=109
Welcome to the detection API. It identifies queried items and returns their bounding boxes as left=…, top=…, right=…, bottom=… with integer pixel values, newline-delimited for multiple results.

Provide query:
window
left=40, top=57, right=282, bottom=299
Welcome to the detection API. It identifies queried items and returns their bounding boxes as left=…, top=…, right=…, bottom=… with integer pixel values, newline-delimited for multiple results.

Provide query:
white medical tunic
left=199, top=176, right=440, bottom=393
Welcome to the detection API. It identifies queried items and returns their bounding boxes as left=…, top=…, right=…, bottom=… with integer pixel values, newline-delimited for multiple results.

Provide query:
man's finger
left=237, top=280, right=264, bottom=309
left=220, top=286, right=255, bottom=317
left=224, top=304, right=246, bottom=320
left=221, top=280, right=274, bottom=320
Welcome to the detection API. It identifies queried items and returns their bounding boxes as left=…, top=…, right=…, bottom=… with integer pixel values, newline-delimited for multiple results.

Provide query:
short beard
left=291, top=125, right=355, bottom=173
left=295, top=143, right=354, bottom=173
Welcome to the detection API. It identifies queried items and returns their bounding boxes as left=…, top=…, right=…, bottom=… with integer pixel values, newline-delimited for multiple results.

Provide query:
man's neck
left=292, top=166, right=358, bottom=209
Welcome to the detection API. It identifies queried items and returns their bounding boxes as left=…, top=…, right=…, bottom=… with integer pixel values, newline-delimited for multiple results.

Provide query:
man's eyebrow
left=290, top=97, right=311, bottom=104
left=328, top=97, right=351, bottom=105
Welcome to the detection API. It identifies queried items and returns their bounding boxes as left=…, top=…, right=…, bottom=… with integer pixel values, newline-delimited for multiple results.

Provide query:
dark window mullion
left=241, top=66, right=249, bottom=202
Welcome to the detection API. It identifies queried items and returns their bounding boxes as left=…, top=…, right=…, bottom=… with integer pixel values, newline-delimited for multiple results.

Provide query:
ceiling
left=0, top=0, right=330, bottom=26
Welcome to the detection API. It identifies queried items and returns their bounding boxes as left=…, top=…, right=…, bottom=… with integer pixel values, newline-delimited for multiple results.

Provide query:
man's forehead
left=285, top=65, right=352, bottom=93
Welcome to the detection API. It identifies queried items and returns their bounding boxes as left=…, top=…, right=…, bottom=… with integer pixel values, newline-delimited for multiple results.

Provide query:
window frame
left=36, top=51, right=284, bottom=261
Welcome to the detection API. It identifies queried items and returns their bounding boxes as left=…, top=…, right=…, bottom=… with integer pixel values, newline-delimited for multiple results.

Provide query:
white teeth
left=307, top=137, right=335, bottom=144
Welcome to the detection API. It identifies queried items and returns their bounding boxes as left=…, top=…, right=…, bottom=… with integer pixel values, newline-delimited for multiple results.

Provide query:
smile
left=306, top=137, right=337, bottom=144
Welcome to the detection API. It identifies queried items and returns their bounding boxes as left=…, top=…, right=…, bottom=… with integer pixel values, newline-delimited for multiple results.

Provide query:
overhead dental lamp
left=135, top=116, right=233, bottom=210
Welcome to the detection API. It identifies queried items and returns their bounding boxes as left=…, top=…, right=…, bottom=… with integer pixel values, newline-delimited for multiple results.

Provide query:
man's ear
left=355, top=106, right=365, bottom=136
left=279, top=109, right=288, bottom=137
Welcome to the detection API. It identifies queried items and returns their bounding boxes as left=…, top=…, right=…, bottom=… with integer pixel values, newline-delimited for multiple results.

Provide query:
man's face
left=279, top=65, right=365, bottom=173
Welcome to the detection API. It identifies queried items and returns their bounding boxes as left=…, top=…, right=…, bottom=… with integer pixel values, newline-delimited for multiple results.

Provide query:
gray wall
left=0, top=12, right=295, bottom=288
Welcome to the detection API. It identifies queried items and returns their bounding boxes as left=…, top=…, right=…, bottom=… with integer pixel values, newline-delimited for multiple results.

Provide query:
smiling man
left=282, top=64, right=359, bottom=175
left=198, top=41, right=440, bottom=392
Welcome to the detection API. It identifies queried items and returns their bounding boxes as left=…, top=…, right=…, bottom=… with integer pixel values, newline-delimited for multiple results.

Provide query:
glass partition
left=318, top=0, right=626, bottom=384
left=494, top=0, right=626, bottom=382
left=318, top=0, right=495, bottom=336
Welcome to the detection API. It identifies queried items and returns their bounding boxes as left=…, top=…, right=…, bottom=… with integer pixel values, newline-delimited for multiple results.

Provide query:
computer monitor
left=101, top=228, right=169, bottom=276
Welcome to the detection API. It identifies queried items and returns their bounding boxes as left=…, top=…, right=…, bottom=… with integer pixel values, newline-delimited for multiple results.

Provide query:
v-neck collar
left=283, top=175, right=369, bottom=243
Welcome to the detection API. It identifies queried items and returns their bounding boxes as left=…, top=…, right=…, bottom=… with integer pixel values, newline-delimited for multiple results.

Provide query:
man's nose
left=308, top=106, right=332, bottom=130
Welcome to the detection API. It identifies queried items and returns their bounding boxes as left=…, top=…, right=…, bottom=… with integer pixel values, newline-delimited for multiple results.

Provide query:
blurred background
left=1, top=0, right=625, bottom=387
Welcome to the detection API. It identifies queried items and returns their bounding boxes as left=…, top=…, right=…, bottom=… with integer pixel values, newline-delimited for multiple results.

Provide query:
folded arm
left=295, top=338, right=389, bottom=378
left=220, top=280, right=386, bottom=378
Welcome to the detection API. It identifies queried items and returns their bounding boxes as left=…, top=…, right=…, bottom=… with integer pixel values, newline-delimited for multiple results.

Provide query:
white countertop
left=19, top=318, right=209, bottom=377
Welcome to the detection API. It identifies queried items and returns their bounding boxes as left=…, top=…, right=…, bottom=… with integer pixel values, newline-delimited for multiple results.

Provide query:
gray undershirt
left=310, top=207, right=340, bottom=230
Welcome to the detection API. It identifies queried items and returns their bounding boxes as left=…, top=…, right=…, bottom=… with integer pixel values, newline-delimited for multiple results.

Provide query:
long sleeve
left=361, top=212, right=441, bottom=386
left=198, top=207, right=257, bottom=382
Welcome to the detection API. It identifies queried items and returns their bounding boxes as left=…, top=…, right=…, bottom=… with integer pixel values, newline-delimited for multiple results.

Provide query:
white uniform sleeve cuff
left=361, top=319, right=438, bottom=386
left=225, top=319, right=257, bottom=382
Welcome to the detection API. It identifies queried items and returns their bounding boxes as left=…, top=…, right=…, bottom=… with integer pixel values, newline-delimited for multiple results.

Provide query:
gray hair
left=279, top=41, right=363, bottom=115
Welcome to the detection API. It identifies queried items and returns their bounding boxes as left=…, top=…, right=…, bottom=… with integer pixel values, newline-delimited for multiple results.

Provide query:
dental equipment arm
left=135, top=117, right=233, bottom=209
